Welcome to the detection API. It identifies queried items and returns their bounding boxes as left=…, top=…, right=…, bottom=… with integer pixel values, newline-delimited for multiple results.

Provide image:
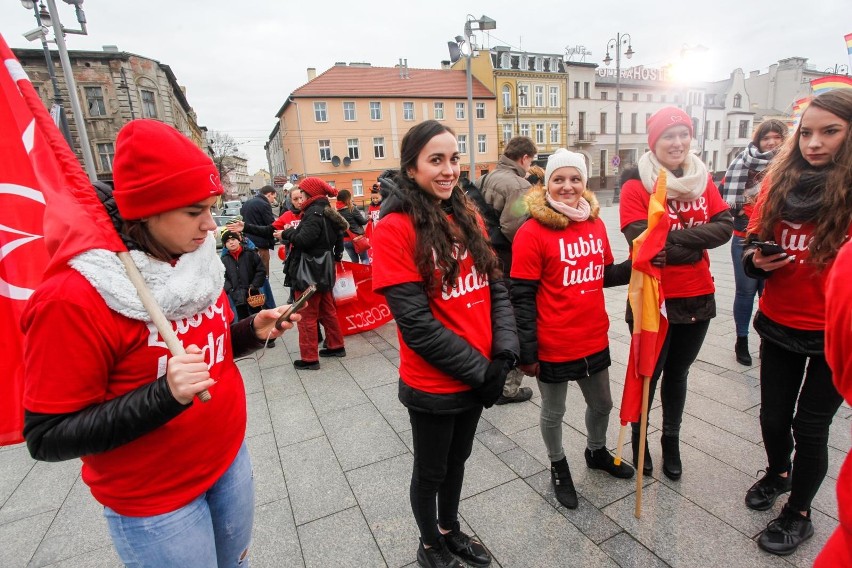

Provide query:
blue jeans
left=731, top=235, right=764, bottom=337
left=343, top=241, right=370, bottom=264
left=104, top=442, right=254, bottom=568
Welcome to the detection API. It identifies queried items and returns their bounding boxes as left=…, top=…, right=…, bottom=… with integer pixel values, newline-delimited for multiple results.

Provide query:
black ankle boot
left=550, top=457, right=578, bottom=509
left=660, top=434, right=682, bottom=480
left=735, top=336, right=752, bottom=366
left=631, top=431, right=653, bottom=475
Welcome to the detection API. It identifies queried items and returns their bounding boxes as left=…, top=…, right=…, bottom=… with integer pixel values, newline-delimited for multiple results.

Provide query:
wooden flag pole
left=634, top=375, right=652, bottom=518
left=614, top=424, right=627, bottom=466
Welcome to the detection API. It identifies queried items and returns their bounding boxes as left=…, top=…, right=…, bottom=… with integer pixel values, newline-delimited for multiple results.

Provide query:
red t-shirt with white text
left=512, top=217, right=614, bottom=361
left=620, top=177, right=728, bottom=298
left=371, top=212, right=493, bottom=393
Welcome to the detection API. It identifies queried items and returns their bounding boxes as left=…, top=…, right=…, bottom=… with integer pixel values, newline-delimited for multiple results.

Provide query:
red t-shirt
left=366, top=205, right=381, bottom=239
left=620, top=177, right=728, bottom=299
left=371, top=212, right=493, bottom=393
left=511, top=217, right=614, bottom=362
left=272, top=210, right=301, bottom=230
left=22, top=270, right=246, bottom=516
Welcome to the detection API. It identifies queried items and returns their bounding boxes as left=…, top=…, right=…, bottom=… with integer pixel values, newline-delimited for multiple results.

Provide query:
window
left=318, top=140, right=331, bottom=162
left=140, top=89, right=157, bottom=118
left=343, top=102, right=356, bottom=121
left=370, top=101, right=382, bottom=120
left=705, top=121, right=710, bottom=140
left=733, top=93, right=742, bottom=108
left=549, top=123, right=559, bottom=144
left=535, top=123, right=545, bottom=144
left=502, top=123, right=512, bottom=144
left=457, top=134, right=467, bottom=154
left=549, top=86, right=559, bottom=108
left=646, top=113, right=652, bottom=129
left=632, top=93, right=639, bottom=102
left=502, top=85, right=511, bottom=109
left=314, top=102, right=327, bottom=122
left=434, top=102, right=444, bottom=120
left=727, top=121, right=732, bottom=138
left=456, top=102, right=465, bottom=120
left=714, top=120, right=721, bottom=139
left=97, top=142, right=115, bottom=172
left=347, top=138, right=360, bottom=160
left=600, top=92, right=608, bottom=101
left=520, top=123, right=530, bottom=137
left=85, top=86, right=106, bottom=117
left=618, top=92, right=624, bottom=101
left=646, top=94, right=653, bottom=102
left=476, top=102, right=485, bottom=119
left=738, top=120, right=749, bottom=138
left=477, top=134, right=487, bottom=153
left=618, top=112, right=623, bottom=134
left=535, top=85, right=544, bottom=107
left=660, top=95, right=666, bottom=103
left=352, top=179, right=363, bottom=197
left=373, top=137, right=385, bottom=159
left=518, top=85, right=529, bottom=107
left=600, top=112, right=607, bottom=134
left=574, top=81, right=580, bottom=98
left=631, top=113, right=638, bottom=134
left=403, top=101, right=414, bottom=121
left=600, top=150, right=607, bottom=175
left=583, top=82, right=590, bottom=99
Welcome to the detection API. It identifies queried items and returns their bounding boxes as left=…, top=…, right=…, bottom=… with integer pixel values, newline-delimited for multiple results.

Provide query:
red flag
left=0, top=34, right=125, bottom=445
left=619, top=170, right=671, bottom=425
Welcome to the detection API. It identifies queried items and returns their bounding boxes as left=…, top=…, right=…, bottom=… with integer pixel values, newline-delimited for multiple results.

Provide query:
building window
left=352, top=179, right=364, bottom=197
left=343, top=101, right=356, bottom=121
left=733, top=93, right=742, bottom=108
left=370, top=101, right=382, bottom=120
left=518, top=85, right=529, bottom=107
left=373, top=137, right=385, bottom=159
left=318, top=140, right=331, bottom=162
left=632, top=93, right=639, bottom=102
left=85, top=86, right=106, bottom=117
left=618, top=92, right=624, bottom=101
left=646, top=113, right=652, bottom=129
left=549, top=86, right=559, bottom=107
left=714, top=120, right=721, bottom=139
left=739, top=120, right=749, bottom=138
left=618, top=112, right=623, bottom=134
left=403, top=101, right=414, bottom=121
left=600, top=112, right=607, bottom=134
left=646, top=94, right=653, bottom=102
left=535, top=123, right=545, bottom=144
left=631, top=113, right=638, bottom=134
left=97, top=142, right=115, bottom=172
left=705, top=120, right=710, bottom=140
left=520, top=123, right=530, bottom=137
left=457, top=134, right=467, bottom=154
left=476, top=102, right=485, bottom=119
left=600, top=149, right=607, bottom=175
left=727, top=121, right=732, bottom=138
left=434, top=102, right=444, bottom=120
left=583, top=82, right=590, bottom=99
left=549, top=123, right=559, bottom=144
left=502, top=85, right=511, bottom=109
left=347, top=138, right=360, bottom=160
left=502, top=123, right=512, bottom=144
left=574, top=81, right=580, bottom=98
left=456, top=102, right=465, bottom=120
left=534, top=85, right=544, bottom=107
left=660, top=95, right=666, bottom=103
left=140, top=89, right=157, bottom=118
left=477, top=134, right=486, bottom=153
left=313, top=102, right=327, bottom=122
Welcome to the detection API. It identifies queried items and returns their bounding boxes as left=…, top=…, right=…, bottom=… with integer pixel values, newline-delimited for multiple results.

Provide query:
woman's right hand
left=751, top=248, right=795, bottom=272
left=166, top=345, right=215, bottom=405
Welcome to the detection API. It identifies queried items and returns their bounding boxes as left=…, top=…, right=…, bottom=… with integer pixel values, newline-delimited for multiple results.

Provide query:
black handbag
left=292, top=216, right=336, bottom=291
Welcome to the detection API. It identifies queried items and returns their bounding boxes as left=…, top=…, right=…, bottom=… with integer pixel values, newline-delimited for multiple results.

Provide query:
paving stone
left=41, top=546, right=122, bottom=567
left=278, top=436, right=356, bottom=525
left=247, top=432, right=288, bottom=507
left=681, top=390, right=763, bottom=444
left=245, top=390, right=272, bottom=439
left=364, top=382, right=410, bottom=433
left=598, top=531, right=670, bottom=568
left=686, top=367, right=761, bottom=411
left=0, top=458, right=78, bottom=525
left=342, top=353, right=400, bottom=390
left=252, top=497, right=303, bottom=568
left=0, top=445, right=34, bottom=506
left=236, top=357, right=264, bottom=394
left=476, top=427, right=517, bottom=455
left=269, top=392, right=323, bottom=449
left=500, top=447, right=547, bottom=478
left=481, top=398, right=541, bottom=435
left=261, top=363, right=305, bottom=400
left=321, top=402, right=408, bottom=472
left=672, top=409, right=767, bottom=478
left=0, top=509, right=54, bottom=568
left=459, top=438, right=518, bottom=500
left=301, top=368, right=369, bottom=416
left=297, top=506, right=385, bottom=568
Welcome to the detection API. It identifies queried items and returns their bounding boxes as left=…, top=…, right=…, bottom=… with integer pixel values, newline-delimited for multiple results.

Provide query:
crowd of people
left=18, top=89, right=852, bottom=567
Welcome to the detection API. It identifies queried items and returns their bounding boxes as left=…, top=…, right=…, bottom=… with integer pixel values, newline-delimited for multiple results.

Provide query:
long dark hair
left=758, top=90, right=852, bottom=267
left=752, top=119, right=788, bottom=147
left=397, top=120, right=499, bottom=292
left=123, top=219, right=175, bottom=263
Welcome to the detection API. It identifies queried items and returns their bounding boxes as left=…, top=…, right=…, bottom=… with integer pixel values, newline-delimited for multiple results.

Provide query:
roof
left=278, top=64, right=494, bottom=117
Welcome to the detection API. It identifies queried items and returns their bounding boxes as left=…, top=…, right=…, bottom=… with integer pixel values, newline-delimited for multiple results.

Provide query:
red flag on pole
left=0, top=34, right=125, bottom=445
left=619, top=170, right=671, bottom=426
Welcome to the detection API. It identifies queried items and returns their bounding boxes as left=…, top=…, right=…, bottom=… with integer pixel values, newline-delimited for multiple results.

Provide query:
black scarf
left=781, top=170, right=829, bottom=223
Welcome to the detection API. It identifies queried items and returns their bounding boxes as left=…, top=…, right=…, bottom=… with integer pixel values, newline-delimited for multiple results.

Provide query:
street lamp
left=825, top=64, right=849, bottom=75
left=448, top=14, right=496, bottom=183
left=603, top=32, right=634, bottom=203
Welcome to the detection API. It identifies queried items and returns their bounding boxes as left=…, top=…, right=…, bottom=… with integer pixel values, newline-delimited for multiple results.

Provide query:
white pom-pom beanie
left=544, top=148, right=588, bottom=187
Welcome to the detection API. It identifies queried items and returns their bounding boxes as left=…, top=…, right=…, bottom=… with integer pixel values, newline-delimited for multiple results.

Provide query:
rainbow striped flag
left=811, top=75, right=852, bottom=96
left=846, top=32, right=852, bottom=55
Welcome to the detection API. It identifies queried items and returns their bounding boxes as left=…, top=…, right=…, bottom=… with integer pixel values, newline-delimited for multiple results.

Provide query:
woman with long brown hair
left=371, top=120, right=518, bottom=568
left=743, top=89, right=852, bottom=556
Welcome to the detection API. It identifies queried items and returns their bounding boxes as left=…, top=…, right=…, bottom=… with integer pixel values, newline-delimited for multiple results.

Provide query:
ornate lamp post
left=603, top=33, right=634, bottom=203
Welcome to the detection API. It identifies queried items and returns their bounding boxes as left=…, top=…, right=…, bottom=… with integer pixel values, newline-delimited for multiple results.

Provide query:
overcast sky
left=2, top=0, right=850, bottom=172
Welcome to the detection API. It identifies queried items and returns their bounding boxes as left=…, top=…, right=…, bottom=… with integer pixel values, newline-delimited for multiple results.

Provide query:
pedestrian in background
left=743, top=90, right=852, bottom=556
left=240, top=185, right=278, bottom=311
left=372, top=120, right=518, bottom=568
left=336, top=188, right=371, bottom=263
left=220, top=230, right=266, bottom=321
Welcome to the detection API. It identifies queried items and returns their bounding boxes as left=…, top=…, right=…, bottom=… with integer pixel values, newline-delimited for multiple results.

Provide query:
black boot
left=735, top=336, right=752, bottom=366
left=660, top=434, right=682, bottom=480
left=584, top=447, right=635, bottom=479
left=631, top=430, right=653, bottom=475
left=550, top=457, right=578, bottom=509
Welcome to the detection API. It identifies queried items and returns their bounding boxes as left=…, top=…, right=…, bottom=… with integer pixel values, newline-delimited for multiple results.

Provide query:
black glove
left=475, top=357, right=512, bottom=408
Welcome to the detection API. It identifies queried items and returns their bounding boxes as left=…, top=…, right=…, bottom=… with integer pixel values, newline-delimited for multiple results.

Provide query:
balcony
left=572, top=132, right=597, bottom=146
left=501, top=106, right=514, bottom=116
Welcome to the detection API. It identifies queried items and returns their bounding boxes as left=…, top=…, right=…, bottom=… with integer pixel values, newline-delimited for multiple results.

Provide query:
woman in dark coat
left=336, top=189, right=371, bottom=263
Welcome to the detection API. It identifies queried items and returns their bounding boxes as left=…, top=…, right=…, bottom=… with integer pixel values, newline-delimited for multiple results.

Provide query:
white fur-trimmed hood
left=69, top=233, right=225, bottom=321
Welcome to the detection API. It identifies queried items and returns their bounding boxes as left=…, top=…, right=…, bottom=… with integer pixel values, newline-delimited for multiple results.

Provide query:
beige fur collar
left=524, top=185, right=600, bottom=230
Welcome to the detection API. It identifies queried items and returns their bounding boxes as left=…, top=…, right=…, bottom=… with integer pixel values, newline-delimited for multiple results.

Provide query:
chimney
left=749, top=70, right=759, bottom=78
left=102, top=45, right=119, bottom=53
left=307, top=67, right=317, bottom=81
left=399, top=58, right=404, bottom=79
left=441, top=60, right=451, bottom=70
left=404, top=58, right=409, bottom=79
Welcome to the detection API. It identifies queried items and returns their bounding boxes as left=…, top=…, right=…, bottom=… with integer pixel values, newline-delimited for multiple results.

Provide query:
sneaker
left=319, top=347, right=346, bottom=357
left=757, top=504, right=814, bottom=556
left=293, top=359, right=320, bottom=370
left=585, top=447, right=635, bottom=479
left=735, top=336, right=752, bottom=366
left=416, top=539, right=462, bottom=568
left=745, top=468, right=792, bottom=511
left=441, top=522, right=491, bottom=567
left=495, top=386, right=533, bottom=405
left=550, top=457, right=578, bottom=509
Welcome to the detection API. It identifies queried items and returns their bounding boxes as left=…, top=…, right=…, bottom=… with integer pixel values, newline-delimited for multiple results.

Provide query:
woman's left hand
left=252, top=307, right=301, bottom=341
left=226, top=220, right=245, bottom=233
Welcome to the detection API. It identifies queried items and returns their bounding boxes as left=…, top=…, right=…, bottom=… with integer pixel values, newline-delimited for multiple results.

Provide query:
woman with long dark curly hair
left=743, top=89, right=852, bottom=556
left=371, top=120, right=518, bottom=568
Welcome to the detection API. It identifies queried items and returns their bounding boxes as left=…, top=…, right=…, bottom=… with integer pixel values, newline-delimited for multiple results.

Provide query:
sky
left=2, top=0, right=850, bottom=173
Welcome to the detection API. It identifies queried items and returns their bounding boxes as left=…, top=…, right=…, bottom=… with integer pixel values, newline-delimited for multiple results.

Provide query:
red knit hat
left=112, top=119, right=223, bottom=220
left=299, top=177, right=338, bottom=198
left=647, top=107, right=694, bottom=151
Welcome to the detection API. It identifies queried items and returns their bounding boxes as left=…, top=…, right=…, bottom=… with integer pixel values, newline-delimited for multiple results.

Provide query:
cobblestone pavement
left=2, top=205, right=848, bottom=567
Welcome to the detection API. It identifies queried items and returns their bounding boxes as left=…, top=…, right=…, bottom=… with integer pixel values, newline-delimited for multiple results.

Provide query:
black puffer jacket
left=377, top=182, right=519, bottom=414
left=338, top=205, right=368, bottom=236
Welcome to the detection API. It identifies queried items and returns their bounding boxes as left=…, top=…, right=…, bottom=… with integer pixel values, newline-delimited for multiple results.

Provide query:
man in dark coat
left=240, top=186, right=277, bottom=310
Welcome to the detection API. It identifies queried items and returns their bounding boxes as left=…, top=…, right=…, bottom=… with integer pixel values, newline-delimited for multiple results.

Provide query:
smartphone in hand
left=751, top=241, right=785, bottom=256
left=275, top=285, right=317, bottom=330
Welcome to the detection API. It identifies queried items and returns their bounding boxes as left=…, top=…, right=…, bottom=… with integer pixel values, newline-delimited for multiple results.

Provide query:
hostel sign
left=597, top=65, right=673, bottom=83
